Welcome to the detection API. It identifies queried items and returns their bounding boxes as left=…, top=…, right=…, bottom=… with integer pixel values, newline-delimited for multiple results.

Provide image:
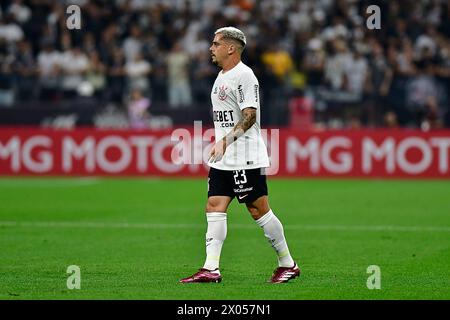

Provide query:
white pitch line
left=0, top=221, right=449, bottom=233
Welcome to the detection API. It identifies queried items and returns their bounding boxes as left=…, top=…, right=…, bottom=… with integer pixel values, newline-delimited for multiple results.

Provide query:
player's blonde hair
left=215, top=26, right=246, bottom=52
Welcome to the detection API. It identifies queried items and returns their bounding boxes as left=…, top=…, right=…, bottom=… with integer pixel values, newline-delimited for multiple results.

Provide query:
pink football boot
left=268, top=263, right=300, bottom=283
left=179, top=269, right=222, bottom=283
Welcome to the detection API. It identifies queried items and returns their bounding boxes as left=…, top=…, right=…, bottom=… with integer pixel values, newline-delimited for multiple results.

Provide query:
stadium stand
left=0, top=0, right=449, bottom=129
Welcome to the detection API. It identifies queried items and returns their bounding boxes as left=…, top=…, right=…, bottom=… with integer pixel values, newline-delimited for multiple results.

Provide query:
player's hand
left=208, top=139, right=226, bottom=163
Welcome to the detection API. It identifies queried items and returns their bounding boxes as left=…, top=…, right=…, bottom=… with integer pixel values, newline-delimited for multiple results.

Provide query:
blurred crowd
left=0, top=0, right=449, bottom=129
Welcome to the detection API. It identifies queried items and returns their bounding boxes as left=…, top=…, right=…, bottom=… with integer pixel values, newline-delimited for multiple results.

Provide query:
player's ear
left=228, top=44, right=235, bottom=55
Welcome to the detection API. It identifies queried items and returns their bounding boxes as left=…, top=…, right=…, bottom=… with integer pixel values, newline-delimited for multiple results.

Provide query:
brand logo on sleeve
left=238, top=85, right=245, bottom=103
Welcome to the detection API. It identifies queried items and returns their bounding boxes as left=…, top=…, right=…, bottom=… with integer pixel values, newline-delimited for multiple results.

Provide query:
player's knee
left=246, top=198, right=271, bottom=220
left=246, top=205, right=262, bottom=220
left=206, top=198, right=226, bottom=213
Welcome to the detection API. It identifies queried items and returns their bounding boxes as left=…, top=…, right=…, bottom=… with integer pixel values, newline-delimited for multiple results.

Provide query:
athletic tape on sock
left=206, top=212, right=227, bottom=222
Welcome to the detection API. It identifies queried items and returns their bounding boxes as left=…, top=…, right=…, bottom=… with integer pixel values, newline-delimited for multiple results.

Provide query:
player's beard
left=211, top=55, right=221, bottom=67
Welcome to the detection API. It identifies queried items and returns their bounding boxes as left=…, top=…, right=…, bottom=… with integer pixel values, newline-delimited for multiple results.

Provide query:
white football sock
left=255, top=210, right=295, bottom=267
left=203, top=212, right=227, bottom=271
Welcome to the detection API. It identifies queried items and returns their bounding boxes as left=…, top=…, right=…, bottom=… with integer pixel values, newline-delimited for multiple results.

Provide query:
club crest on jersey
left=218, top=85, right=228, bottom=101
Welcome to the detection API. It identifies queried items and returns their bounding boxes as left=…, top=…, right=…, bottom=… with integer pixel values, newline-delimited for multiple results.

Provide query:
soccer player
left=180, top=27, right=299, bottom=284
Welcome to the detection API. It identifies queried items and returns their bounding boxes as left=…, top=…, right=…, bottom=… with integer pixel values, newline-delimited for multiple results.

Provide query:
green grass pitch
left=0, top=177, right=449, bottom=300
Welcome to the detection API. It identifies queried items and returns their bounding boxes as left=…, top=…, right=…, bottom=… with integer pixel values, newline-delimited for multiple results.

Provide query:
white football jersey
left=208, top=61, right=270, bottom=171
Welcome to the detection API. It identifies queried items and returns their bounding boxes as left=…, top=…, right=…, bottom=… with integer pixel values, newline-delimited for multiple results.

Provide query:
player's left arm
left=225, top=106, right=256, bottom=145
left=209, top=107, right=256, bottom=162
